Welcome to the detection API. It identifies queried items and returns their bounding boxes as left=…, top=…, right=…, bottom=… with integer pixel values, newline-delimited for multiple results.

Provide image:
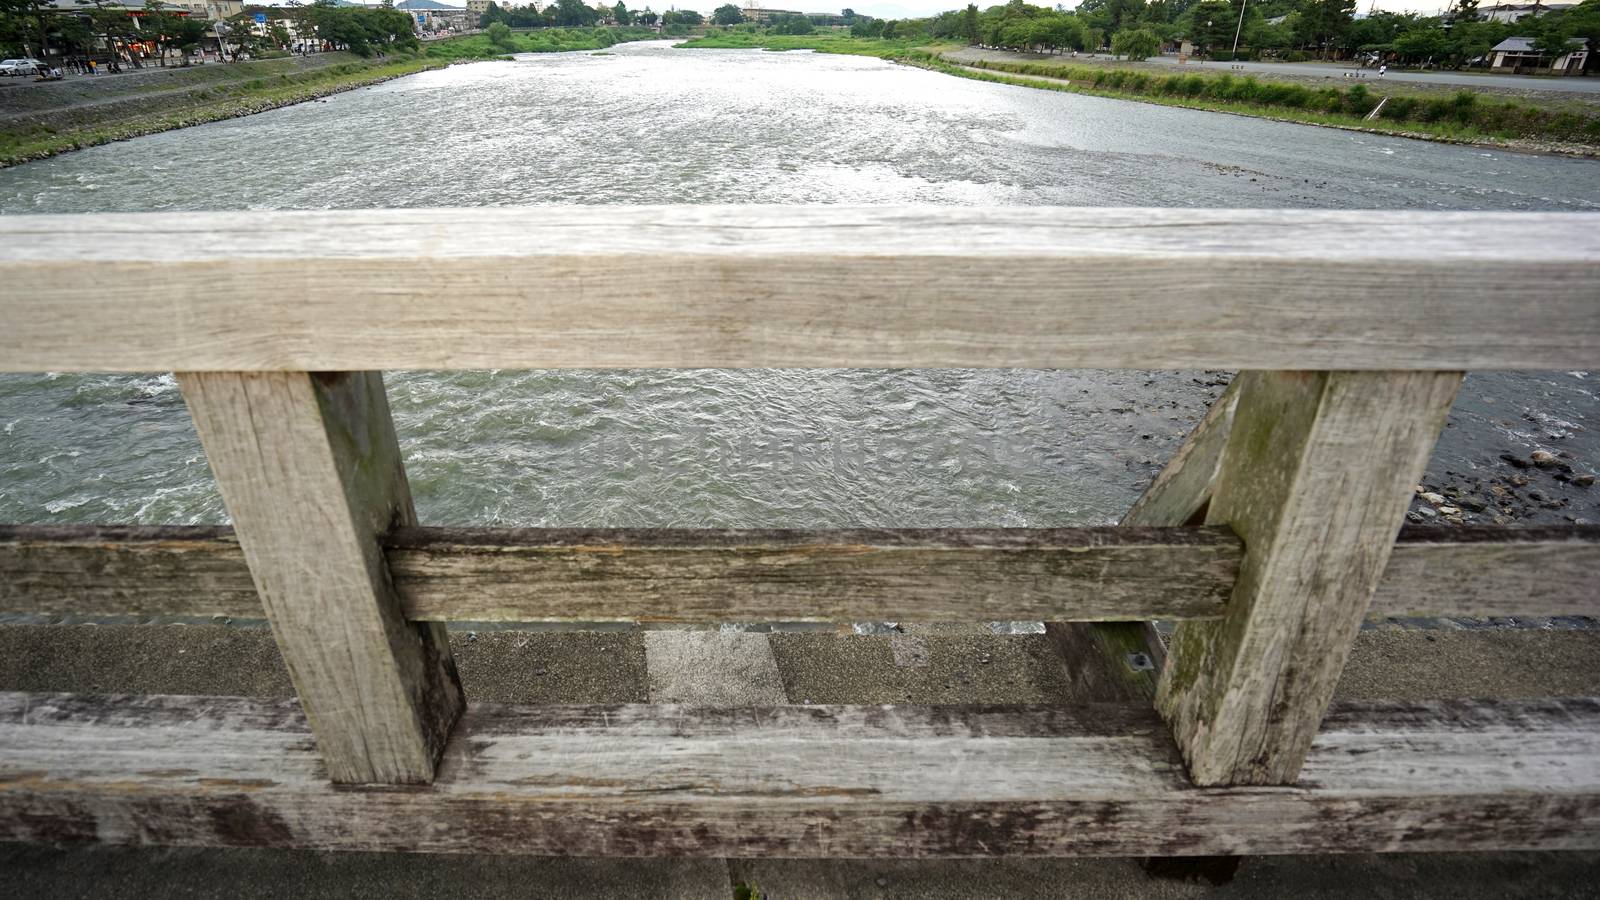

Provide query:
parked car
left=0, top=58, right=46, bottom=77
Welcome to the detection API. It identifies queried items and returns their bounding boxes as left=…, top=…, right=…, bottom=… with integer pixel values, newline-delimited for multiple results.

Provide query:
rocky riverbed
left=1409, top=372, right=1597, bottom=529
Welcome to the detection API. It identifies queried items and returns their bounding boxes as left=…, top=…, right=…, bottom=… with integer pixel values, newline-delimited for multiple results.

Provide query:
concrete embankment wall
left=0, top=53, right=429, bottom=165
left=0, top=54, right=366, bottom=121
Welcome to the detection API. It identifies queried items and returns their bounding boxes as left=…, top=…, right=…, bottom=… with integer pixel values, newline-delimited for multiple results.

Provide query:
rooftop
left=1491, top=35, right=1589, bottom=52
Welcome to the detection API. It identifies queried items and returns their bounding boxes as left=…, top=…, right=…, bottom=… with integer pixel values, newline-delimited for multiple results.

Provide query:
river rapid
left=2, top=42, right=1597, bottom=533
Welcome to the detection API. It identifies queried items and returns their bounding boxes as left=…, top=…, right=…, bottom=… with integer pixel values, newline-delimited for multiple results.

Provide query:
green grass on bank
left=424, top=27, right=661, bottom=61
left=677, top=29, right=1599, bottom=150
left=674, top=31, right=951, bottom=59
left=924, top=58, right=1501, bottom=144
left=951, top=56, right=1600, bottom=147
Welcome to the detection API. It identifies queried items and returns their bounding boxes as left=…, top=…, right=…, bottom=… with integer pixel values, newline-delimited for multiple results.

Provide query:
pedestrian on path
left=1379, top=64, right=1387, bottom=78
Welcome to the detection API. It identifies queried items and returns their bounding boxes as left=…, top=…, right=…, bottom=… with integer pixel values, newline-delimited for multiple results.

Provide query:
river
left=2, top=42, right=1597, bottom=534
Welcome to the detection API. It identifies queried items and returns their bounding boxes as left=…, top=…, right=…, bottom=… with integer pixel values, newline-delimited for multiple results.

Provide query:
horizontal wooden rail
left=387, top=526, right=1239, bottom=622
left=2, top=208, right=1598, bottom=372
left=2, top=523, right=1594, bottom=622
left=2, top=691, right=1596, bottom=856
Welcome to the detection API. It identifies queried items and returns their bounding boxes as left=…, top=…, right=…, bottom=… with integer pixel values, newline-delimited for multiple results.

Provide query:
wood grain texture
left=1, top=691, right=1597, bottom=857
left=178, top=371, right=462, bottom=784
left=1157, top=370, right=1463, bottom=786
left=1370, top=524, right=1600, bottom=618
left=1046, top=619, right=1165, bottom=704
left=1045, top=382, right=1240, bottom=704
left=385, top=526, right=1241, bottom=623
left=1121, top=380, right=1240, bottom=530
left=3, top=208, right=1598, bottom=372
left=1, top=524, right=1594, bottom=621
left=0, top=525, right=261, bottom=619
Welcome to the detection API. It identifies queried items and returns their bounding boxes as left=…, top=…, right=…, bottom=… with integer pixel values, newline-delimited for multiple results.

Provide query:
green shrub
left=486, top=22, right=516, bottom=52
left=1381, top=96, right=1415, bottom=120
left=1344, top=83, right=1376, bottom=116
left=1110, top=28, right=1160, bottom=62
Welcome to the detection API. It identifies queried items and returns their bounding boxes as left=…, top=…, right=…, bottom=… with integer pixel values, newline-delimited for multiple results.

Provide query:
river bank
left=0, top=28, right=654, bottom=168
left=12, top=28, right=1598, bottom=167
left=676, top=32, right=1600, bottom=157
left=941, top=51, right=1600, bottom=158
left=0, top=55, right=446, bottom=167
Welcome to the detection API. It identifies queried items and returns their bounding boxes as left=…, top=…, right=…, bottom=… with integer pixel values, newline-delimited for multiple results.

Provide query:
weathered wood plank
left=1100, top=382, right=1244, bottom=880
left=2, top=208, right=1598, bottom=372
left=1, top=691, right=1597, bottom=856
left=1046, top=381, right=1240, bottom=704
left=1122, top=379, right=1241, bottom=530
left=1157, top=371, right=1463, bottom=786
left=1369, top=524, right=1600, bottom=619
left=0, top=525, right=262, bottom=620
left=1046, top=619, right=1165, bottom=704
left=177, top=372, right=462, bottom=784
left=1, top=524, right=1595, bottom=622
left=386, top=527, right=1241, bottom=623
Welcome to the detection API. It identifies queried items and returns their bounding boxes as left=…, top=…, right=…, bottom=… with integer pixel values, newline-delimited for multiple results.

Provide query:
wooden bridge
left=0, top=206, right=1597, bottom=856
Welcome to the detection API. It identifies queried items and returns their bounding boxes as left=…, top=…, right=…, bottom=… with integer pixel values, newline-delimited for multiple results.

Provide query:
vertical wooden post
left=1045, top=381, right=1240, bottom=705
left=1155, top=370, right=1461, bottom=786
left=1044, top=382, right=1246, bottom=885
left=179, top=371, right=463, bottom=785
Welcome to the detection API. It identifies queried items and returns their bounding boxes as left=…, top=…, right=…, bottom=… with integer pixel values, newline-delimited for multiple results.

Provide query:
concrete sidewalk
left=1, top=622, right=1597, bottom=897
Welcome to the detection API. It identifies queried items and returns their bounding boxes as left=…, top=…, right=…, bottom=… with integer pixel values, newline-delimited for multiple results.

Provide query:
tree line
left=477, top=0, right=707, bottom=30
left=841, top=0, right=1599, bottom=68
left=1, top=0, right=419, bottom=62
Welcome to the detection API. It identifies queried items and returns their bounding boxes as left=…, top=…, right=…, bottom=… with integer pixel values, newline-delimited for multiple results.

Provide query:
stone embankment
left=0, top=53, right=443, bottom=167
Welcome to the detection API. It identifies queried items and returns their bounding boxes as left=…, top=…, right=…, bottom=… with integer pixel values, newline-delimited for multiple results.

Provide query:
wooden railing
left=0, top=207, right=1597, bottom=855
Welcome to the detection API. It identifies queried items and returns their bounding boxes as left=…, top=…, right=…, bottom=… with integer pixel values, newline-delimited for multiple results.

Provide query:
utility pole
left=1231, top=0, right=1247, bottom=56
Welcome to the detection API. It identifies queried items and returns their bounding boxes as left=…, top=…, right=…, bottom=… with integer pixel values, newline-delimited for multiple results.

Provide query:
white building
left=1488, top=35, right=1589, bottom=72
left=159, top=0, right=246, bottom=19
left=394, top=1, right=474, bottom=30
left=741, top=5, right=804, bottom=24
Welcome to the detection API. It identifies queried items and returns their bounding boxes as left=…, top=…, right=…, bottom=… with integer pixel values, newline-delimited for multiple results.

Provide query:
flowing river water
left=2, top=42, right=1598, bottom=535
